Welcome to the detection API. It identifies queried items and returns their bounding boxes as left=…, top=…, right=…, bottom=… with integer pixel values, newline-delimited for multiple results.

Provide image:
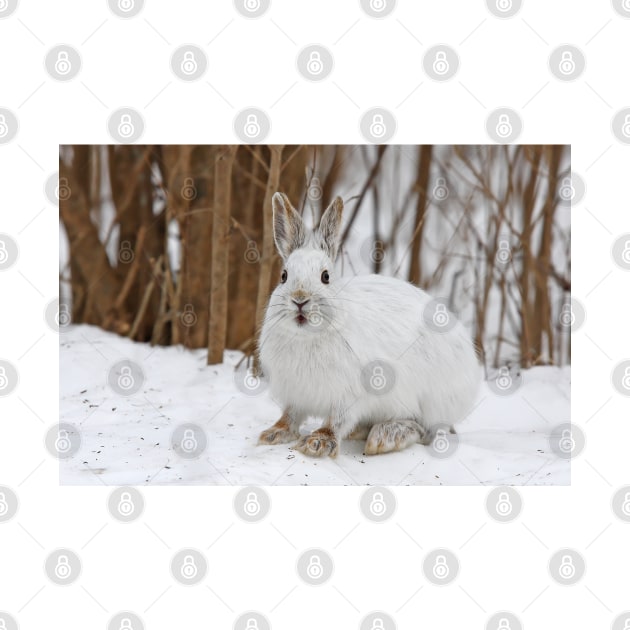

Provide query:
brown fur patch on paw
left=294, top=427, right=338, bottom=458
left=258, top=414, right=298, bottom=445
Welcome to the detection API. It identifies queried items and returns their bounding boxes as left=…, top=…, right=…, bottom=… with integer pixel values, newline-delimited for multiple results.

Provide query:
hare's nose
left=292, top=299, right=309, bottom=310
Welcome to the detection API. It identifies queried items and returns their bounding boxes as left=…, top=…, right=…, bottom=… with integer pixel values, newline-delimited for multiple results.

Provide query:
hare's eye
left=281, top=270, right=288, bottom=283
left=321, top=270, right=330, bottom=284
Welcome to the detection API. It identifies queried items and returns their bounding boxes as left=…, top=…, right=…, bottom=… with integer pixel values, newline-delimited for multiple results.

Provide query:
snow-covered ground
left=60, top=325, right=570, bottom=486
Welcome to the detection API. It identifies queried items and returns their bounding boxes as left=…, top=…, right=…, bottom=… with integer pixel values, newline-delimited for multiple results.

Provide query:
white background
left=1, top=0, right=629, bottom=628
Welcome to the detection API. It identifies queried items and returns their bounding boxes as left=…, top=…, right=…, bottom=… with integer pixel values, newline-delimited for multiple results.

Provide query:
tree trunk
left=208, top=146, right=238, bottom=364
left=408, top=145, right=433, bottom=286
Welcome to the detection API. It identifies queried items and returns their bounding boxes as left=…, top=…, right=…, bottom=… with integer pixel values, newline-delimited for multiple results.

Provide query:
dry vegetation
left=59, top=144, right=570, bottom=370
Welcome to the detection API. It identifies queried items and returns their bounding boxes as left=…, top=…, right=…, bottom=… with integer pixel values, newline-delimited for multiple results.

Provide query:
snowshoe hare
left=258, top=193, right=481, bottom=458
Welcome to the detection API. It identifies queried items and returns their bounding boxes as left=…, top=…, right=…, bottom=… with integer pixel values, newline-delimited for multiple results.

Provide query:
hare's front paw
left=295, top=428, right=338, bottom=458
left=258, top=426, right=298, bottom=445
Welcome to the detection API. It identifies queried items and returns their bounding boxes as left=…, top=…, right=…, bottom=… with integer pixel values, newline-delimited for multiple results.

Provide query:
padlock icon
left=119, top=618, right=134, bottom=630
left=623, top=619, right=630, bottom=630
left=244, top=241, right=260, bottom=263
left=181, top=555, right=198, bottom=579
left=496, top=240, right=511, bottom=264
left=433, top=177, right=448, bottom=200
left=117, top=366, right=135, bottom=391
left=0, top=241, right=8, bottom=265
left=0, top=619, right=7, bottom=630
left=118, top=0, right=135, bottom=11
left=623, top=0, right=630, bottom=10
left=0, top=366, right=8, bottom=389
left=370, top=240, right=385, bottom=263
left=369, top=114, right=386, bottom=138
left=308, top=304, right=323, bottom=327
left=369, top=491, right=386, bottom=516
left=55, top=429, right=72, bottom=453
left=558, top=176, right=574, bottom=202
left=308, top=176, right=323, bottom=200
left=0, top=114, right=8, bottom=138
left=56, top=176, right=71, bottom=201
left=497, top=619, right=511, bottom=630
left=0, top=0, right=7, bottom=11
left=244, top=0, right=261, bottom=10
left=432, top=304, right=449, bottom=328
left=54, top=554, right=72, bottom=579
left=432, top=554, right=450, bottom=579
left=244, top=367, right=260, bottom=390
left=307, top=51, right=324, bottom=75
left=621, top=240, right=630, bottom=264
left=181, top=429, right=198, bottom=452
left=495, top=366, right=512, bottom=390
left=432, top=51, right=449, bottom=75
left=622, top=366, right=630, bottom=390
left=495, top=114, right=512, bottom=138
left=306, top=554, right=323, bottom=579
left=433, top=429, right=449, bottom=453
left=496, top=0, right=512, bottom=11
left=181, top=177, right=196, bottom=200
left=622, top=114, right=630, bottom=138
left=371, top=619, right=385, bottom=630
left=559, top=303, right=574, bottom=328
left=244, top=491, right=261, bottom=516
left=369, top=0, right=386, bottom=11
left=118, top=491, right=135, bottom=516
left=244, top=114, right=261, bottom=138
left=558, top=554, right=575, bottom=579
left=181, top=51, right=198, bottom=75
left=558, top=428, right=574, bottom=454
left=370, top=365, right=386, bottom=390
left=118, top=114, right=135, bottom=139
left=495, top=491, right=513, bottom=516
left=57, top=303, right=71, bottom=327
left=181, top=304, right=197, bottom=327
left=54, top=51, right=72, bottom=75
left=0, top=492, right=8, bottom=516
left=245, top=619, right=260, bottom=630
left=119, top=240, right=134, bottom=263
left=558, top=51, right=576, bottom=75
left=621, top=492, right=630, bottom=516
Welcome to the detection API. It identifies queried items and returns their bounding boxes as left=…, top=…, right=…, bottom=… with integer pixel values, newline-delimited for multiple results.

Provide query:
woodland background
left=59, top=144, right=571, bottom=372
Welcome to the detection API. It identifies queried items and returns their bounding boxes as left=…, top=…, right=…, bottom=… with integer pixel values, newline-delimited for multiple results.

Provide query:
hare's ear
left=272, top=192, right=305, bottom=261
left=318, top=196, right=344, bottom=261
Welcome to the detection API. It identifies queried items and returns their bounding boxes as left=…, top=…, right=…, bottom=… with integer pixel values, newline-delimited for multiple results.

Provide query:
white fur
left=259, top=194, right=481, bottom=447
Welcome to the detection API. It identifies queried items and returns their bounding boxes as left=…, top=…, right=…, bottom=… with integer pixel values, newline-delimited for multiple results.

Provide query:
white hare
left=258, top=193, right=481, bottom=458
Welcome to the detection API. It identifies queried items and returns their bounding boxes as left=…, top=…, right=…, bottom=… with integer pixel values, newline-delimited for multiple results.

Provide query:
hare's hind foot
left=294, top=427, right=338, bottom=458
left=258, top=413, right=300, bottom=445
left=364, top=419, right=426, bottom=455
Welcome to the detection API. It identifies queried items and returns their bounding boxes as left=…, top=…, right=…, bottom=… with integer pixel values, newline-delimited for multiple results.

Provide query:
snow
left=60, top=325, right=570, bottom=486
